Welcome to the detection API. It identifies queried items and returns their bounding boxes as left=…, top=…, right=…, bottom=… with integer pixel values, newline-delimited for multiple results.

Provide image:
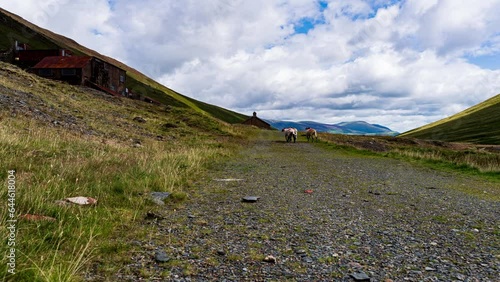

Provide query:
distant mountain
left=265, top=120, right=399, bottom=136
left=400, top=93, right=500, bottom=144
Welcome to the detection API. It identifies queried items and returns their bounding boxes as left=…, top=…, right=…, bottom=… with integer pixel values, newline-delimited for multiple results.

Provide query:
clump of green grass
left=25, top=227, right=96, bottom=282
left=169, top=192, right=188, bottom=203
left=391, top=148, right=500, bottom=173
left=431, top=215, right=448, bottom=224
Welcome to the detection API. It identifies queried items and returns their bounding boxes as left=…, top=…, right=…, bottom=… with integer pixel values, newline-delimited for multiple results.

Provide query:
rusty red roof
left=32, top=56, right=92, bottom=69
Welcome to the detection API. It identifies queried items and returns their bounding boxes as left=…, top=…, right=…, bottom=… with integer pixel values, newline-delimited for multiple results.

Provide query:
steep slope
left=0, top=60, right=248, bottom=281
left=400, top=94, right=500, bottom=144
left=0, top=61, right=235, bottom=140
left=0, top=7, right=248, bottom=124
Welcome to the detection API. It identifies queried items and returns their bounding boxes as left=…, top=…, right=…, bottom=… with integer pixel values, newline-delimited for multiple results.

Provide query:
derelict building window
left=61, top=68, right=77, bottom=76
left=39, top=69, right=53, bottom=76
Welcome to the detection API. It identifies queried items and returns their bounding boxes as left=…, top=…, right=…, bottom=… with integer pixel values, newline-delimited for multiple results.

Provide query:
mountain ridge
left=265, top=120, right=399, bottom=136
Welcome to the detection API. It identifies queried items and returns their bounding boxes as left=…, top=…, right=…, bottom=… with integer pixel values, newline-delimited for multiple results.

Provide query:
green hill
left=0, top=56, right=254, bottom=281
left=0, top=7, right=248, bottom=124
left=400, top=94, right=500, bottom=144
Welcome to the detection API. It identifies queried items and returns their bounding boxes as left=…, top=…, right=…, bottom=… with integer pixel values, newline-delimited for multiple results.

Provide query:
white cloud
left=1, top=0, right=500, bottom=133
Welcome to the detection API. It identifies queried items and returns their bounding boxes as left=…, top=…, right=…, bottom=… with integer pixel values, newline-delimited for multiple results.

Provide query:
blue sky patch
left=108, top=0, right=116, bottom=11
left=294, top=18, right=317, bottom=34
left=293, top=1, right=327, bottom=35
left=91, top=29, right=103, bottom=36
left=319, top=0, right=328, bottom=12
left=369, top=0, right=403, bottom=10
left=363, top=0, right=404, bottom=19
left=466, top=54, right=500, bottom=70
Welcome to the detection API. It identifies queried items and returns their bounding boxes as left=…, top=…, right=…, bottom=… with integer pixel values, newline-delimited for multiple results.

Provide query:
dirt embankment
left=105, top=131, right=499, bottom=282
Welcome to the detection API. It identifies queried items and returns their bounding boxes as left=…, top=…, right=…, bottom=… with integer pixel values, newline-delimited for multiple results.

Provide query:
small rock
left=133, top=116, right=146, bottom=123
left=349, top=261, right=363, bottom=269
left=425, top=267, right=436, bottom=271
left=263, top=255, right=277, bottom=263
left=242, top=196, right=260, bottom=202
left=145, top=211, right=164, bottom=220
left=131, top=240, right=142, bottom=246
left=154, top=250, right=170, bottom=263
left=302, top=257, right=313, bottom=263
left=65, top=196, right=97, bottom=205
left=162, top=122, right=178, bottom=129
left=216, top=250, right=226, bottom=256
left=150, top=192, right=171, bottom=205
left=455, top=273, right=466, bottom=281
left=350, top=271, right=370, bottom=281
left=214, top=178, right=244, bottom=182
left=295, top=249, right=307, bottom=255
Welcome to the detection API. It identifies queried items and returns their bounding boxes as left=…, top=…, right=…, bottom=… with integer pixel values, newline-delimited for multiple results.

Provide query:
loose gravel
left=117, top=132, right=499, bottom=281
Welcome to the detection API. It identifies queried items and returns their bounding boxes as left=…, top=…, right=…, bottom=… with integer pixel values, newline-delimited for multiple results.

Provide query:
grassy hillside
left=400, top=94, right=500, bottom=144
left=0, top=7, right=248, bottom=124
left=0, top=61, right=252, bottom=281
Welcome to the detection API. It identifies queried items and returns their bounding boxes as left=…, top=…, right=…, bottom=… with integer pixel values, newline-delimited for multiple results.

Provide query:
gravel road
left=122, top=131, right=499, bottom=281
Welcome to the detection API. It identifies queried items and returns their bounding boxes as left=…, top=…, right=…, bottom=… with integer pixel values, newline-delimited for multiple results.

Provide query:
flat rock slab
left=350, top=271, right=371, bottom=281
left=214, top=178, right=244, bottom=182
left=150, top=192, right=171, bottom=205
left=57, top=196, right=97, bottom=206
left=242, top=196, right=260, bottom=202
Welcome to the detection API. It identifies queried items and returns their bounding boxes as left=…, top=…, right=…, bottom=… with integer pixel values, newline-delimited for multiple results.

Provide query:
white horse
left=305, top=127, right=317, bottom=142
left=282, top=127, right=297, bottom=143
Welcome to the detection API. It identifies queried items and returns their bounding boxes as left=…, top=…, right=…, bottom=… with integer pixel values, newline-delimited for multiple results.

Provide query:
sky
left=1, top=0, right=500, bottom=133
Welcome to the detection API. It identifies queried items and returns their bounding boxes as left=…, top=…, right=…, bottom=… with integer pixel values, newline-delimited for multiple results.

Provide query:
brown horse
left=305, top=127, right=317, bottom=142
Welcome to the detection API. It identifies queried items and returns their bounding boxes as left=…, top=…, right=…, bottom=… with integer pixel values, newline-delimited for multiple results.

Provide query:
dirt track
left=116, top=131, right=499, bottom=281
